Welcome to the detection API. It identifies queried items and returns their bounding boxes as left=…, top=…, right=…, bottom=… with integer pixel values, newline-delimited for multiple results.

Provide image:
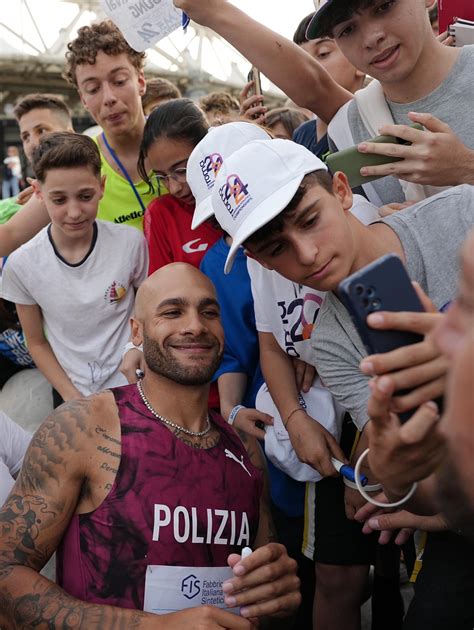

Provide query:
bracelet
left=343, top=478, right=382, bottom=492
left=228, top=405, right=245, bottom=426
left=284, top=406, right=305, bottom=428
left=122, top=342, right=143, bottom=359
left=354, top=448, right=418, bottom=508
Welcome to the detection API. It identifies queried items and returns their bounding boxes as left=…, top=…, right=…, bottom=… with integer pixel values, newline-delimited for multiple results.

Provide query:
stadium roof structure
left=0, top=0, right=284, bottom=115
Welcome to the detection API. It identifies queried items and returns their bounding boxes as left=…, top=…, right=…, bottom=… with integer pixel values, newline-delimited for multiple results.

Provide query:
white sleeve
left=1, top=253, right=36, bottom=306
left=0, top=411, right=32, bottom=477
left=246, top=258, right=272, bottom=333
left=130, top=231, right=149, bottom=288
left=0, top=460, right=15, bottom=506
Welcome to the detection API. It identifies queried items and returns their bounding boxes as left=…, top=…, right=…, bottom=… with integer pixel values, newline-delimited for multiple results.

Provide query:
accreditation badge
left=143, top=565, right=239, bottom=615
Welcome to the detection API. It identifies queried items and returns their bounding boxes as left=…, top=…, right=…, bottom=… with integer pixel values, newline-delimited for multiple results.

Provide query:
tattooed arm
left=0, top=396, right=257, bottom=630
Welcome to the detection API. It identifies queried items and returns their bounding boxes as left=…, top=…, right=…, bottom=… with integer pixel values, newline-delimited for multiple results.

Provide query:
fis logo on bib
left=219, top=174, right=252, bottom=220
left=181, top=574, right=201, bottom=600
left=104, top=281, right=126, bottom=304
left=200, top=153, right=224, bottom=189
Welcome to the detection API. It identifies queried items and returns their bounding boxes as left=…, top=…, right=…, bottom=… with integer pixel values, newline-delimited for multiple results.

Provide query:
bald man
left=0, top=263, right=300, bottom=630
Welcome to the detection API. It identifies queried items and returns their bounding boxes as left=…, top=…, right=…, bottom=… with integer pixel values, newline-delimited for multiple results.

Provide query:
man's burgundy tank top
left=56, top=384, right=263, bottom=610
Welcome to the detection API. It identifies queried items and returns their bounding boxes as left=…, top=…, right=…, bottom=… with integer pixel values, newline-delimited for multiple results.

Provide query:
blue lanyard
left=101, top=132, right=146, bottom=213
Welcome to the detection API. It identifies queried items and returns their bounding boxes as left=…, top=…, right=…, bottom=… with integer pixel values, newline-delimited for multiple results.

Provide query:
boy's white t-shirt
left=1, top=220, right=148, bottom=396
left=0, top=411, right=31, bottom=505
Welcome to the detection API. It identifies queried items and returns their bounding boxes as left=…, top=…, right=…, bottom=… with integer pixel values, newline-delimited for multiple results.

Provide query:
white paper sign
left=144, top=565, right=240, bottom=615
left=101, top=0, right=183, bottom=52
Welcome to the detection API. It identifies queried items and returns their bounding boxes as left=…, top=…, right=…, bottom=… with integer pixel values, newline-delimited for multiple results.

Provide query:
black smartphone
left=326, top=122, right=424, bottom=189
left=247, top=66, right=262, bottom=97
left=338, top=254, right=438, bottom=422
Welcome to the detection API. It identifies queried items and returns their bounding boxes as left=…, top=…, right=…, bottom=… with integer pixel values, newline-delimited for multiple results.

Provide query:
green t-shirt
left=0, top=197, right=21, bottom=225
left=94, top=136, right=159, bottom=231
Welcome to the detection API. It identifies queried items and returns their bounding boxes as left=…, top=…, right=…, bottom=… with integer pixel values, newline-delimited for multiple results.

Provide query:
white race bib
left=144, top=565, right=239, bottom=615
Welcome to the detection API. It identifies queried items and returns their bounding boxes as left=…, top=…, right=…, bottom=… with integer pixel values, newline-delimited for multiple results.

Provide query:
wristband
left=343, top=478, right=382, bottom=492
left=284, top=406, right=305, bottom=428
left=354, top=448, right=418, bottom=508
left=122, top=342, right=143, bottom=359
left=228, top=405, right=245, bottom=426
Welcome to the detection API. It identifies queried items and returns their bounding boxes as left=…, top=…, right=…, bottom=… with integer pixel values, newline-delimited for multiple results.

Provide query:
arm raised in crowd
left=173, top=0, right=351, bottom=124
left=0, top=195, right=49, bottom=257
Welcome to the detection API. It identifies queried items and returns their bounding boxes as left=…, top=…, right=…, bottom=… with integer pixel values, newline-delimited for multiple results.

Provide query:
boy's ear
left=331, top=171, right=353, bottom=211
left=243, top=247, right=274, bottom=271
left=31, top=179, right=43, bottom=200
left=100, top=174, right=106, bottom=198
left=137, top=70, right=146, bottom=97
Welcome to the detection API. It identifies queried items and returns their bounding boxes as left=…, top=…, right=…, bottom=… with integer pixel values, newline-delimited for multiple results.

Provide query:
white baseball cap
left=187, top=122, right=271, bottom=230
left=210, top=138, right=328, bottom=274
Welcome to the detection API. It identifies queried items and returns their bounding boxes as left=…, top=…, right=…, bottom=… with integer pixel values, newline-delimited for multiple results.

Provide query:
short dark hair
left=313, top=0, right=375, bottom=38
left=64, top=20, right=146, bottom=86
left=138, top=98, right=209, bottom=190
left=293, top=13, right=314, bottom=45
left=14, top=93, right=72, bottom=124
left=142, top=77, right=182, bottom=111
left=244, top=171, right=333, bottom=249
left=32, top=132, right=101, bottom=183
left=264, top=107, right=311, bottom=139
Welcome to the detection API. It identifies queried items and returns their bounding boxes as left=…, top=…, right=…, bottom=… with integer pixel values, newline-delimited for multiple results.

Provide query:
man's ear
left=99, top=174, right=107, bottom=198
left=244, top=247, right=274, bottom=271
left=331, top=171, right=353, bottom=211
left=130, top=317, right=144, bottom=346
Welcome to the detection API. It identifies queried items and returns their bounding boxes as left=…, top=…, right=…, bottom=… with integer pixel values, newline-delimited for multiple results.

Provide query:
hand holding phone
left=338, top=254, right=443, bottom=422
left=327, top=123, right=424, bottom=189
left=247, top=66, right=262, bottom=98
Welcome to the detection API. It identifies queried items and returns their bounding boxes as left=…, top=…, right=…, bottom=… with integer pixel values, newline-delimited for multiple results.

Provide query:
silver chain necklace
left=136, top=379, right=211, bottom=438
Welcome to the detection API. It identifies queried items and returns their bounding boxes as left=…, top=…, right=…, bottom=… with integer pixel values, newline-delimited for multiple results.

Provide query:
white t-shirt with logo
left=1, top=220, right=148, bottom=396
left=0, top=411, right=31, bottom=505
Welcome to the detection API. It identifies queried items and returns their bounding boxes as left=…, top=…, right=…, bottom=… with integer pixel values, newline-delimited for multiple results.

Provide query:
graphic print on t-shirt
left=278, top=285, right=324, bottom=358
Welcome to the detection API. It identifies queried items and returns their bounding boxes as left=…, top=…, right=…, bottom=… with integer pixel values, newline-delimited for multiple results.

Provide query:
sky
left=0, top=0, right=316, bottom=54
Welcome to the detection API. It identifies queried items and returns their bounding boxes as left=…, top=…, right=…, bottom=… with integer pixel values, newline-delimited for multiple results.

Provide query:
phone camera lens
left=367, top=287, right=376, bottom=298
left=355, top=284, right=365, bottom=296
left=362, top=297, right=370, bottom=309
left=371, top=299, right=382, bottom=310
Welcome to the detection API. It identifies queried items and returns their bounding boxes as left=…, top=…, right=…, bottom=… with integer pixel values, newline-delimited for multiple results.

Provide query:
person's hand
left=355, top=496, right=447, bottom=544
left=119, top=347, right=145, bottom=384
left=163, top=605, right=257, bottom=629
left=233, top=407, right=273, bottom=440
left=292, top=358, right=316, bottom=393
left=378, top=201, right=415, bottom=217
left=16, top=180, right=35, bottom=205
left=437, top=30, right=455, bottom=46
left=239, top=81, right=266, bottom=123
left=173, top=0, right=225, bottom=26
left=223, top=543, right=300, bottom=619
left=365, top=374, right=446, bottom=499
left=286, top=410, right=346, bottom=477
left=357, top=112, right=474, bottom=186
left=359, top=283, right=448, bottom=415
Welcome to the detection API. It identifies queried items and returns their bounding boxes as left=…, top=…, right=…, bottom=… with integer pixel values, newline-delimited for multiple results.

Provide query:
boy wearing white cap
left=211, top=138, right=474, bottom=630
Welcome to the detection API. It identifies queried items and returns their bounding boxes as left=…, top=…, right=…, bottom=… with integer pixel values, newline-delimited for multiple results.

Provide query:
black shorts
left=313, top=414, right=377, bottom=566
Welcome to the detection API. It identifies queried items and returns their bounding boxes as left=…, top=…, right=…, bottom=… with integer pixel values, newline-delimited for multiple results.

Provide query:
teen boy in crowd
left=1, top=133, right=147, bottom=404
left=210, top=137, right=474, bottom=629
left=173, top=0, right=474, bottom=200
left=0, top=263, right=300, bottom=629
